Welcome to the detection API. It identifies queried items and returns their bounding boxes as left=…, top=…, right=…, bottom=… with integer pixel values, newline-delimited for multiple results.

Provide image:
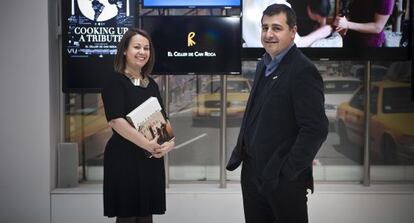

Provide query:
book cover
left=126, top=97, right=175, bottom=145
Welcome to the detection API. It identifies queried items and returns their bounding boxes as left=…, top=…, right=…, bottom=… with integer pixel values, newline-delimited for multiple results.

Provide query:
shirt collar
left=263, top=43, right=294, bottom=77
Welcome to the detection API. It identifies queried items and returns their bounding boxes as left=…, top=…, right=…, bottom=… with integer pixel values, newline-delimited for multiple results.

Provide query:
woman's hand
left=152, top=140, right=175, bottom=158
left=334, top=16, right=349, bottom=34
left=319, top=25, right=333, bottom=38
left=144, top=136, right=161, bottom=155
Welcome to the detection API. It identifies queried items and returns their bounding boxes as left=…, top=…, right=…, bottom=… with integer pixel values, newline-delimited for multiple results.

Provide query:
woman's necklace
left=124, top=71, right=149, bottom=88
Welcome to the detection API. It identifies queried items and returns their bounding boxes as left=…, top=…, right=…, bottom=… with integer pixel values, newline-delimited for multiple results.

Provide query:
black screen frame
left=61, top=0, right=137, bottom=93
left=141, top=16, right=242, bottom=75
left=241, top=0, right=412, bottom=61
left=141, top=0, right=241, bottom=8
left=411, top=0, right=414, bottom=101
left=242, top=47, right=411, bottom=61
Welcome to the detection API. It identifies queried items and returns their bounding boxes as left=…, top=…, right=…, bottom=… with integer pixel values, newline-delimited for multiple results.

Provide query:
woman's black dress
left=101, top=72, right=166, bottom=217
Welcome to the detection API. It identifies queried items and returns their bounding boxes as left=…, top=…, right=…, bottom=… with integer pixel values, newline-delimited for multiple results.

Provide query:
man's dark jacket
left=226, top=45, right=328, bottom=195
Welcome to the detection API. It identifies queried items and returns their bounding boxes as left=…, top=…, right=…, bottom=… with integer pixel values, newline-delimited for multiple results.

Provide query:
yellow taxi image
left=192, top=77, right=252, bottom=125
left=336, top=81, right=414, bottom=164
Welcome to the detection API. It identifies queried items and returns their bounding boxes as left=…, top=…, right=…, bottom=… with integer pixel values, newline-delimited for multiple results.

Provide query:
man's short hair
left=262, top=3, right=297, bottom=29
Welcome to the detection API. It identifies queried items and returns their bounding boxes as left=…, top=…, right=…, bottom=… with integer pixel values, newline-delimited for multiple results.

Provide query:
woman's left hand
left=334, top=16, right=349, bottom=34
left=152, top=141, right=175, bottom=158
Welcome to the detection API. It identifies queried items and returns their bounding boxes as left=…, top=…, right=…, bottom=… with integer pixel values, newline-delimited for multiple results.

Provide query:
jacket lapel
left=236, top=62, right=265, bottom=146
left=243, top=62, right=265, bottom=120
left=245, top=47, right=297, bottom=129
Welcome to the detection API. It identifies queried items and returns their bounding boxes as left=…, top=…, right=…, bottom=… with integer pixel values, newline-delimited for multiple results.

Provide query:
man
left=226, top=3, right=328, bottom=223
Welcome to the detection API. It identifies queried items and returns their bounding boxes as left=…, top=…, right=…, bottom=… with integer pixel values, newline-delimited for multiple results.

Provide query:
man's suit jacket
left=226, top=45, right=328, bottom=194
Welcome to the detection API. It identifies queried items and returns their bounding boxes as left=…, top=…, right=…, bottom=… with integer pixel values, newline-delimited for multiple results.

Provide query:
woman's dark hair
left=308, top=0, right=331, bottom=17
left=114, top=28, right=155, bottom=77
left=262, top=3, right=297, bottom=29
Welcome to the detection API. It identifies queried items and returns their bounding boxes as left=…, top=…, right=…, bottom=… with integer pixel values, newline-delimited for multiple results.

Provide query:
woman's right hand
left=144, top=136, right=161, bottom=154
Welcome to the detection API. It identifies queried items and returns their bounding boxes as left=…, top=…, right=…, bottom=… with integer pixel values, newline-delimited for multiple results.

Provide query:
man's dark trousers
left=241, top=158, right=309, bottom=223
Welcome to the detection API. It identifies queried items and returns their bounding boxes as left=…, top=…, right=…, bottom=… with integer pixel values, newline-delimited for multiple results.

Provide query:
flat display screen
left=62, top=0, right=136, bottom=92
left=242, top=0, right=411, bottom=60
left=142, top=0, right=241, bottom=8
left=142, top=16, right=241, bottom=75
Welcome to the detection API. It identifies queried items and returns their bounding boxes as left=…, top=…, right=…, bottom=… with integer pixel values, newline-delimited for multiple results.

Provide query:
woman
left=334, top=0, right=395, bottom=47
left=289, top=0, right=333, bottom=47
left=101, top=28, right=175, bottom=223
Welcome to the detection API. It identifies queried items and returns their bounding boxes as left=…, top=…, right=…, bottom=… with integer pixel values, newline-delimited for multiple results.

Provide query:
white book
left=126, top=97, right=175, bottom=145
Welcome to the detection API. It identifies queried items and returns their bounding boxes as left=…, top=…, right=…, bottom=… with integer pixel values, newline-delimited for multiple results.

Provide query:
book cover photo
left=126, top=97, right=175, bottom=145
